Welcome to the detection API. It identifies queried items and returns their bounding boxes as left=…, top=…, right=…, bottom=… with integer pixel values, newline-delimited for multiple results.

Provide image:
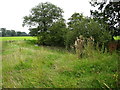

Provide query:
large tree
left=23, top=2, right=64, bottom=45
left=90, top=0, right=120, bottom=36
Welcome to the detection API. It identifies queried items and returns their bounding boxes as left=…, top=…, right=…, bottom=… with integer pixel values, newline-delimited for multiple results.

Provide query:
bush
left=65, top=14, right=112, bottom=49
left=37, top=20, right=67, bottom=47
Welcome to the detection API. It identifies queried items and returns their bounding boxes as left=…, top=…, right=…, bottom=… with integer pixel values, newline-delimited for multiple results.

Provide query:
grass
left=0, top=41, right=2, bottom=89
left=0, top=36, right=37, bottom=41
left=1, top=39, right=119, bottom=88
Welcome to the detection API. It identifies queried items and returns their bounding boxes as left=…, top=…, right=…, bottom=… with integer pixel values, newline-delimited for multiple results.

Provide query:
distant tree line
left=0, top=28, right=28, bottom=37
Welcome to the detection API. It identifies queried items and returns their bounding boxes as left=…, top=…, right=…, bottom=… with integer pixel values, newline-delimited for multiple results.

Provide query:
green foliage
left=14, top=59, right=33, bottom=70
left=67, top=13, right=84, bottom=29
left=65, top=13, right=112, bottom=48
left=38, top=19, right=67, bottom=46
left=23, top=2, right=65, bottom=46
left=90, top=0, right=120, bottom=36
left=16, top=31, right=27, bottom=36
left=0, top=28, right=28, bottom=37
left=0, top=28, right=6, bottom=37
left=2, top=41, right=119, bottom=88
left=11, top=30, right=16, bottom=36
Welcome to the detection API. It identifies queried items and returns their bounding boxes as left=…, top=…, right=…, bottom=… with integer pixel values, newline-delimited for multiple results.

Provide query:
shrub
left=37, top=20, right=67, bottom=47
left=65, top=13, right=112, bottom=49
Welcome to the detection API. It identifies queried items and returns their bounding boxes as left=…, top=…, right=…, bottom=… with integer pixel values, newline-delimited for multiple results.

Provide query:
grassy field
left=113, top=36, right=120, bottom=40
left=0, top=36, right=119, bottom=41
left=0, top=36, right=37, bottom=41
left=1, top=38, right=119, bottom=88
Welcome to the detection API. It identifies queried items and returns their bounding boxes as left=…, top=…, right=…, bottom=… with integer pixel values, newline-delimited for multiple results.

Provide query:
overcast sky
left=0, top=0, right=93, bottom=33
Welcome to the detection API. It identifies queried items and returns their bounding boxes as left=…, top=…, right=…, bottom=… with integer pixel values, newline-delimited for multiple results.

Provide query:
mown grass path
left=2, top=40, right=119, bottom=88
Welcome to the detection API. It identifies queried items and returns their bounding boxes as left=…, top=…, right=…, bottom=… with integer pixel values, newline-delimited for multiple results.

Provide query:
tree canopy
left=65, top=12, right=112, bottom=48
left=90, top=0, right=120, bottom=36
left=23, top=2, right=63, bottom=36
left=23, top=2, right=65, bottom=46
left=22, top=1, right=114, bottom=48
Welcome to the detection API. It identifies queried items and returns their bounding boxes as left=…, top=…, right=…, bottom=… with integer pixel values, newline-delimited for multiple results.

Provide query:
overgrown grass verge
left=2, top=40, right=119, bottom=88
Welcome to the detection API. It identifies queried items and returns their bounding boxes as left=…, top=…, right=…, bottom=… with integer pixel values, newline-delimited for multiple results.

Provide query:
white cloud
left=0, top=0, right=92, bottom=33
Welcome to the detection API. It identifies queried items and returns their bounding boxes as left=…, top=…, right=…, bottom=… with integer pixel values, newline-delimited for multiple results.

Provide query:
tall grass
left=2, top=40, right=119, bottom=88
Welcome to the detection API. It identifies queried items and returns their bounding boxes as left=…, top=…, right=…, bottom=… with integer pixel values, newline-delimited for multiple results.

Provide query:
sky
left=0, top=0, right=94, bottom=33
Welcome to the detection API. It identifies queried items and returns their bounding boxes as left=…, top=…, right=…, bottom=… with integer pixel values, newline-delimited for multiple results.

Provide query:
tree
left=45, top=19, right=67, bottom=46
left=16, top=31, right=22, bottom=36
left=67, top=13, right=84, bottom=30
left=90, top=0, right=120, bottom=36
left=23, top=2, right=64, bottom=45
left=11, top=30, right=16, bottom=36
left=0, top=28, right=6, bottom=37
left=21, top=32, right=27, bottom=36
left=65, top=12, right=112, bottom=49
left=29, top=28, right=38, bottom=36
left=6, top=30, right=11, bottom=36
